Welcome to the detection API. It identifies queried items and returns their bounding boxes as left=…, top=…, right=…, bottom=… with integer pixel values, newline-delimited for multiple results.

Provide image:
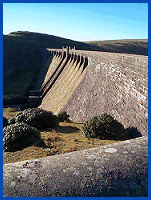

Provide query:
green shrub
left=3, top=117, right=8, bottom=128
left=8, top=108, right=59, bottom=129
left=3, top=122, right=45, bottom=152
left=81, top=113, right=128, bottom=140
left=57, top=111, right=70, bottom=122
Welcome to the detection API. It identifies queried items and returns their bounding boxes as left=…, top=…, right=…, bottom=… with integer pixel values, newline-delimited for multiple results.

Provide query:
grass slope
left=85, top=39, right=148, bottom=56
left=3, top=34, right=42, bottom=99
left=6, top=31, right=92, bottom=50
left=7, top=31, right=148, bottom=55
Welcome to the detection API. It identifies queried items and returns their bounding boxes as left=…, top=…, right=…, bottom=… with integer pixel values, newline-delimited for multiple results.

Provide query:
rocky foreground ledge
left=3, top=136, right=148, bottom=197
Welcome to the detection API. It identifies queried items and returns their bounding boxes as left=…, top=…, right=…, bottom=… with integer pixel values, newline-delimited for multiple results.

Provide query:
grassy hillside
left=3, top=31, right=148, bottom=105
left=3, top=34, right=42, bottom=102
left=85, top=39, right=148, bottom=56
left=6, top=31, right=92, bottom=50
left=6, top=31, right=148, bottom=55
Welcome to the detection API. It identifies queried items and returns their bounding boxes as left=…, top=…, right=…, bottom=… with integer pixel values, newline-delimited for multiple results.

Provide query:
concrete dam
left=30, top=46, right=148, bottom=136
left=3, top=47, right=148, bottom=197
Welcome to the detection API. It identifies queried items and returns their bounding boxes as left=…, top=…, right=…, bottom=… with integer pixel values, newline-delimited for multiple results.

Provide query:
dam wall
left=62, top=50, right=148, bottom=135
left=39, top=48, right=88, bottom=114
left=35, top=47, right=148, bottom=135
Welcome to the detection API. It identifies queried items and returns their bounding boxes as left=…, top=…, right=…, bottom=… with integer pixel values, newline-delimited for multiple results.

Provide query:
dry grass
left=3, top=121, right=120, bottom=164
left=3, top=109, right=121, bottom=164
left=47, top=129, right=60, bottom=142
left=3, top=107, right=20, bottom=118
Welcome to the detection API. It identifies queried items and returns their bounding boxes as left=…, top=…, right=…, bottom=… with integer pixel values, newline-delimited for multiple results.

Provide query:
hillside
left=3, top=31, right=148, bottom=105
left=85, top=39, right=148, bottom=56
left=3, top=34, right=42, bottom=105
left=5, top=31, right=148, bottom=55
left=5, top=31, right=92, bottom=50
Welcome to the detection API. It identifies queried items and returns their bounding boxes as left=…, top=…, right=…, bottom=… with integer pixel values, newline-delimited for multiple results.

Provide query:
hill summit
left=6, top=31, right=148, bottom=55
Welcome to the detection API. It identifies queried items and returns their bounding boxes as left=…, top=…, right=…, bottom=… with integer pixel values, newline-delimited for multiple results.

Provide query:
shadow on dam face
left=29, top=48, right=89, bottom=113
left=33, top=48, right=53, bottom=91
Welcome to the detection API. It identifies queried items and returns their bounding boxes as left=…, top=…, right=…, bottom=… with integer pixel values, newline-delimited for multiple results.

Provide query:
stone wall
left=62, top=50, right=148, bottom=135
left=3, top=136, right=148, bottom=197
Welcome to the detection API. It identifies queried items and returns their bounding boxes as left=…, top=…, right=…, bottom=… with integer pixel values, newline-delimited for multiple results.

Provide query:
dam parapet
left=3, top=136, right=148, bottom=197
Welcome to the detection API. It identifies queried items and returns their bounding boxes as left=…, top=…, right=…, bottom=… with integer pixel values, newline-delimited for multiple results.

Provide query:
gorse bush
left=57, top=111, right=70, bottom=122
left=3, top=117, right=8, bottom=128
left=3, top=122, right=45, bottom=152
left=8, top=108, right=59, bottom=129
left=81, top=113, right=128, bottom=140
left=81, top=116, right=101, bottom=138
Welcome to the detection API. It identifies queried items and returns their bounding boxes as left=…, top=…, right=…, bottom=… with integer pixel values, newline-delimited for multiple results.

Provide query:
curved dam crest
left=36, top=47, right=148, bottom=136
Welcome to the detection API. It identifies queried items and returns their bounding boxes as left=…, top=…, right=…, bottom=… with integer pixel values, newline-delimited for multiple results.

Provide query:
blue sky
left=3, top=3, right=148, bottom=41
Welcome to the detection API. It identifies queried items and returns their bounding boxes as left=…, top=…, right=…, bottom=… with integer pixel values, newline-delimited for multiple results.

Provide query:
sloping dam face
left=39, top=50, right=88, bottom=113
left=39, top=49, right=148, bottom=136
